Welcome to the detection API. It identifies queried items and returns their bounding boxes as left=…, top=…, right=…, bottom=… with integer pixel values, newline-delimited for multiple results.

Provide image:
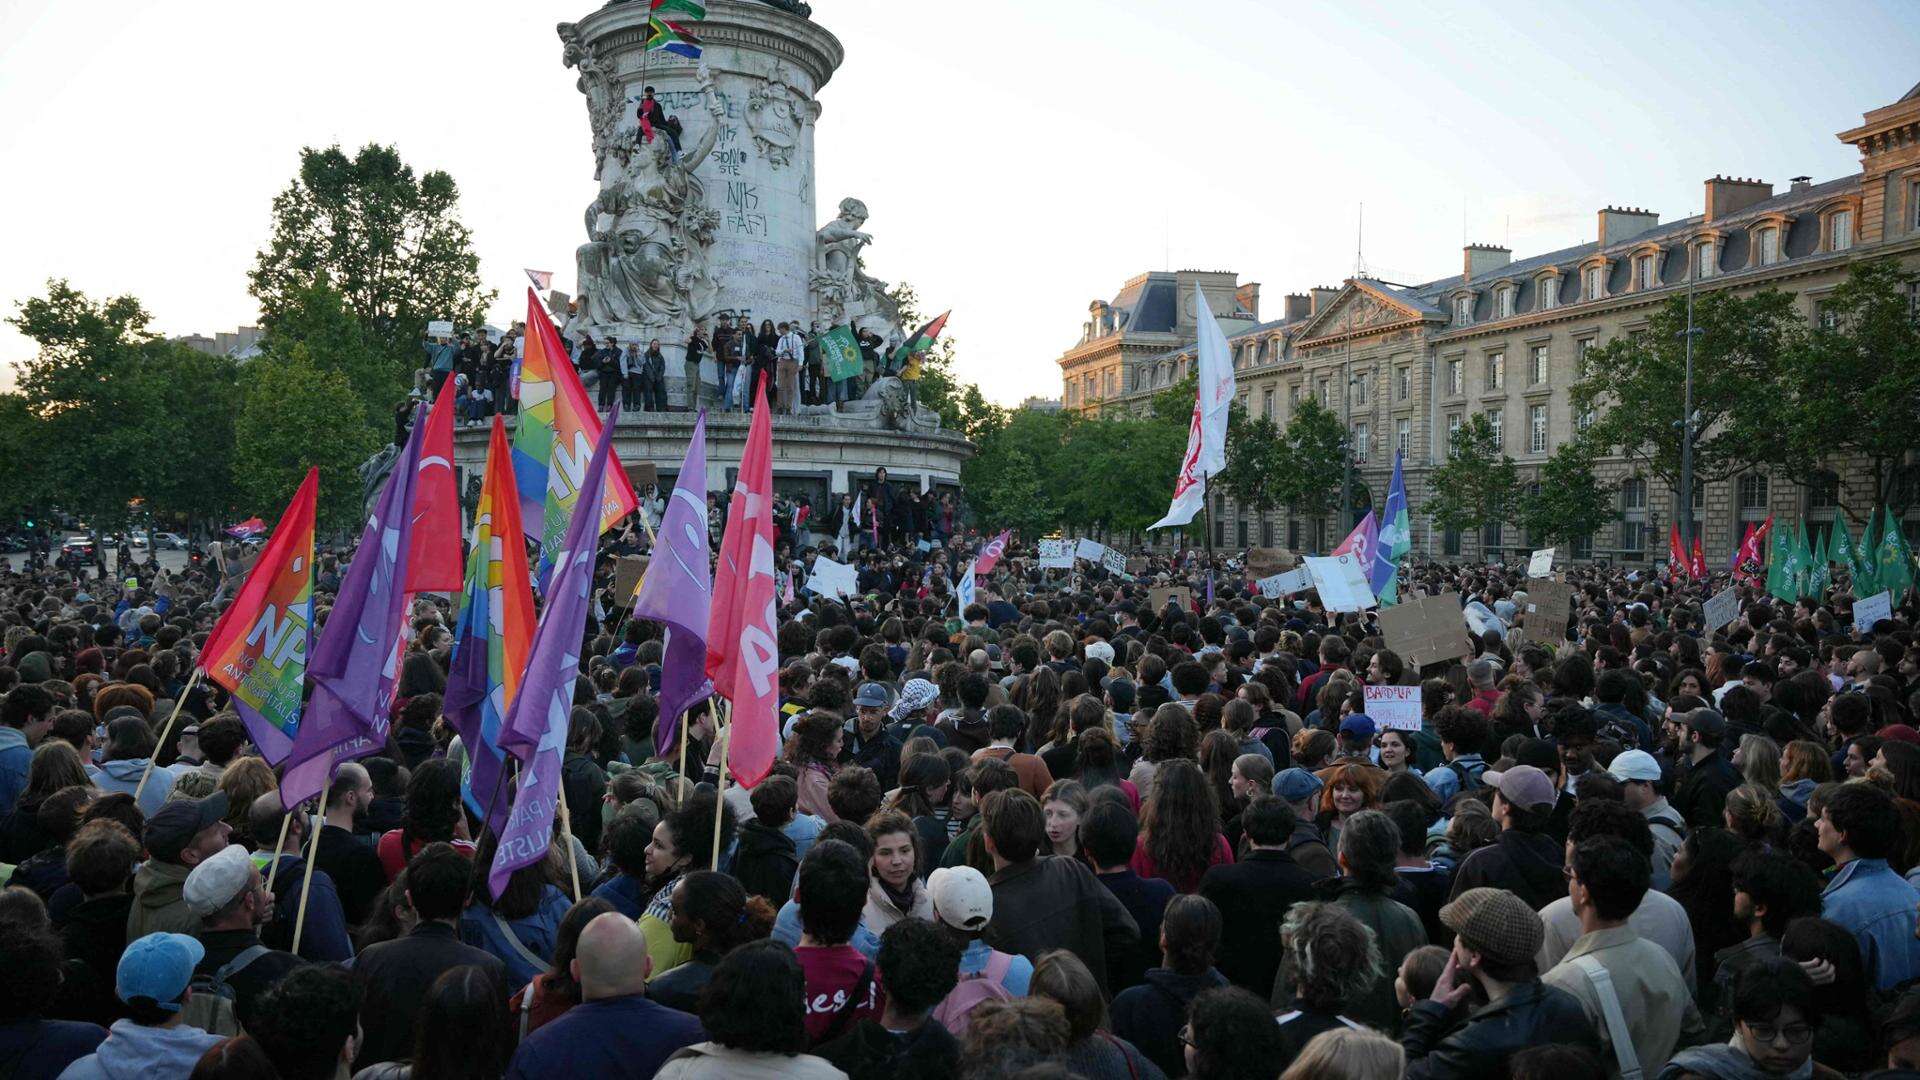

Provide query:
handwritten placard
left=1364, top=684, right=1422, bottom=731
left=1703, top=586, right=1740, bottom=634
left=1855, top=590, right=1893, bottom=635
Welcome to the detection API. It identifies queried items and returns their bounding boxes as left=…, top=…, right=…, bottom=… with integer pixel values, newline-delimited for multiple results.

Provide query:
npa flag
left=632, top=411, right=715, bottom=753
left=200, top=468, right=316, bottom=765
left=488, top=406, right=623, bottom=898
left=224, top=518, right=267, bottom=540
left=1733, top=518, right=1768, bottom=587
left=405, top=382, right=463, bottom=593
left=890, top=310, right=951, bottom=369
left=281, top=406, right=428, bottom=807
left=510, top=288, right=638, bottom=581
left=1691, top=534, right=1707, bottom=581
left=974, top=529, right=1012, bottom=576
left=1668, top=523, right=1688, bottom=581
left=1371, top=451, right=1411, bottom=605
left=1150, top=285, right=1235, bottom=530
left=1333, top=511, right=1379, bottom=572
left=706, top=389, right=780, bottom=789
left=444, top=417, right=537, bottom=832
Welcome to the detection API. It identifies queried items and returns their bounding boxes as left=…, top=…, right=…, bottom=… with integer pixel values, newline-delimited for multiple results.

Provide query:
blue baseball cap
left=1273, top=767, right=1325, bottom=804
left=117, top=932, right=205, bottom=1010
left=1339, top=714, right=1377, bottom=741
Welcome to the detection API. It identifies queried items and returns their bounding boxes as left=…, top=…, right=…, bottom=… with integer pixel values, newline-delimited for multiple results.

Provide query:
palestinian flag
left=651, top=0, right=706, bottom=17
left=890, top=310, right=951, bottom=370
left=647, top=17, right=701, bottom=58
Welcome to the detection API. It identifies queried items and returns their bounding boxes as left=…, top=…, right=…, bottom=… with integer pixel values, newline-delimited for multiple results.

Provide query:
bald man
left=506, top=914, right=705, bottom=1078
left=314, top=762, right=388, bottom=924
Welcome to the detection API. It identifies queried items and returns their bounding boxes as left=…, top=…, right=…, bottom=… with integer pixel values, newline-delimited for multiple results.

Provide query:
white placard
left=1101, top=549, right=1128, bottom=576
left=1855, top=590, right=1893, bottom=635
left=1364, top=685, right=1422, bottom=732
left=1527, top=548, right=1555, bottom=578
left=1256, top=566, right=1314, bottom=599
left=1038, top=539, right=1074, bottom=570
left=426, top=320, right=454, bottom=339
left=1703, top=586, right=1740, bottom=634
left=1304, top=554, right=1376, bottom=612
left=1075, top=538, right=1107, bottom=562
left=806, top=556, right=858, bottom=599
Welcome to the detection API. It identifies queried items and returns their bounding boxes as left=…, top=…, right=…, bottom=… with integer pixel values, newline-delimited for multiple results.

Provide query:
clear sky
left=1, top=0, right=1915, bottom=404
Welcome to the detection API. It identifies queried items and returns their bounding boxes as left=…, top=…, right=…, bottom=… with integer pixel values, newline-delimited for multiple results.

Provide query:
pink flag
left=1332, top=511, right=1379, bottom=571
left=706, top=383, right=779, bottom=789
left=974, top=529, right=1012, bottom=576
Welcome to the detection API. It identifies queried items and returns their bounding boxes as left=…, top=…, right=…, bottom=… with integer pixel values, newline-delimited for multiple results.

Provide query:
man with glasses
left=1663, top=958, right=1827, bottom=1078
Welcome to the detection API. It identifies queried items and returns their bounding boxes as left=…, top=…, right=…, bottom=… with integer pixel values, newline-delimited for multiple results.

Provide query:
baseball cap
left=183, top=843, right=254, bottom=917
left=1084, top=641, right=1115, bottom=665
left=1606, top=749, right=1663, bottom=784
left=853, top=682, right=890, bottom=709
left=1440, top=887, right=1543, bottom=966
left=1273, top=767, right=1325, bottom=804
left=1339, top=714, right=1377, bottom=741
left=144, top=791, right=229, bottom=864
left=1680, top=707, right=1727, bottom=738
left=929, top=866, right=993, bottom=931
left=117, top=932, right=206, bottom=1010
left=1105, top=677, right=1136, bottom=713
left=1479, top=764, right=1556, bottom=811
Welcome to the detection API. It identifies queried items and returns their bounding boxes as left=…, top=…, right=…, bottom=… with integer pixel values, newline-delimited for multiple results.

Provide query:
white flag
left=524, top=268, right=553, bottom=292
left=1150, top=284, right=1236, bottom=529
left=956, top=559, right=978, bottom=612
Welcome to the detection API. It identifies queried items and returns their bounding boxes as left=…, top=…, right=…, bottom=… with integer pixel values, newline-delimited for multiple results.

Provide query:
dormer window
left=1634, top=253, right=1659, bottom=291
left=1496, top=286, right=1517, bottom=319
left=1454, top=296, right=1473, bottom=325
left=1756, top=226, right=1780, bottom=266
left=1829, top=208, right=1854, bottom=252
left=1584, top=264, right=1606, bottom=301
left=1695, top=239, right=1717, bottom=279
left=1537, top=275, right=1560, bottom=310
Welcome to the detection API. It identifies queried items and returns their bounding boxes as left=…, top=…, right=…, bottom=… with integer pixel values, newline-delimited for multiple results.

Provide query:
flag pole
left=710, top=717, right=730, bottom=869
left=675, top=710, right=689, bottom=803
left=263, top=810, right=295, bottom=896
left=134, top=667, right=202, bottom=803
left=555, top=785, right=584, bottom=901
left=291, top=799, right=324, bottom=955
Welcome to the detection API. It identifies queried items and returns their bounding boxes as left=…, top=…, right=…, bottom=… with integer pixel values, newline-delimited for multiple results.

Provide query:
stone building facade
left=1058, top=82, right=1920, bottom=565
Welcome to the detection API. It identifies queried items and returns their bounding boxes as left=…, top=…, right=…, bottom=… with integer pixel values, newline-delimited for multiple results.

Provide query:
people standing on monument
left=684, top=323, right=709, bottom=410
left=753, top=319, right=779, bottom=410
left=802, top=320, right=825, bottom=405
left=856, top=328, right=884, bottom=393
left=723, top=315, right=753, bottom=412
left=776, top=321, right=805, bottom=415
left=643, top=339, right=668, bottom=411
left=622, top=340, right=644, bottom=413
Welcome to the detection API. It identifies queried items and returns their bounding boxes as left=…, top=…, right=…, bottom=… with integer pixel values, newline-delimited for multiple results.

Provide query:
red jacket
left=1465, top=688, right=1501, bottom=718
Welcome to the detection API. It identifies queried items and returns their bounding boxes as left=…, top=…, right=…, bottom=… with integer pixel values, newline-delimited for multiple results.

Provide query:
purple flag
left=488, top=406, right=620, bottom=898
left=631, top=411, right=714, bottom=751
left=280, top=407, right=426, bottom=807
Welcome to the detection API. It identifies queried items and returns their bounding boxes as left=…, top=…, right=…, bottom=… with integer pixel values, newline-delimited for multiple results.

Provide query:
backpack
left=1444, top=757, right=1487, bottom=793
left=931, top=949, right=1016, bottom=1037
left=179, top=944, right=270, bottom=1037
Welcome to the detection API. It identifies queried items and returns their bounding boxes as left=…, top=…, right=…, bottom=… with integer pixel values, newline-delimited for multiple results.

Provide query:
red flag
left=1690, top=534, right=1706, bottom=580
left=1668, top=522, right=1687, bottom=581
left=1735, top=516, right=1772, bottom=586
left=706, top=377, right=780, bottom=788
left=405, top=383, right=463, bottom=592
left=974, top=529, right=1012, bottom=576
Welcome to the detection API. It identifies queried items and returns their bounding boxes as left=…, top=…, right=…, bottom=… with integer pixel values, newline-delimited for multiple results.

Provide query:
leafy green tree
left=257, top=284, right=408, bottom=444
left=1516, top=443, right=1616, bottom=548
left=1059, top=413, right=1189, bottom=539
left=1427, top=413, right=1518, bottom=535
left=974, top=449, right=1058, bottom=541
left=0, top=394, right=50, bottom=525
left=1570, top=289, right=1804, bottom=495
left=1276, top=397, right=1350, bottom=524
left=124, top=342, right=243, bottom=531
left=1219, top=415, right=1288, bottom=519
left=1784, top=257, right=1920, bottom=516
left=250, top=143, right=494, bottom=361
left=962, top=406, right=1069, bottom=533
left=887, top=280, right=997, bottom=439
left=231, top=349, right=382, bottom=532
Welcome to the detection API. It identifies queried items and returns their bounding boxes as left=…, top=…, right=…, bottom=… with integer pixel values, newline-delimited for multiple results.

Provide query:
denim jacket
left=1822, top=857, right=1920, bottom=990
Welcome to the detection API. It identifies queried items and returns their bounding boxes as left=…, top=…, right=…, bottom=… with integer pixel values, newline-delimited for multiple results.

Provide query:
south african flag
left=647, top=16, right=702, bottom=58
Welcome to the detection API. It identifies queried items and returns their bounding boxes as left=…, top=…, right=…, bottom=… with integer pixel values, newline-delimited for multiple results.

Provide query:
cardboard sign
left=1247, top=547, right=1296, bottom=577
left=1363, top=684, right=1422, bottom=732
left=1524, top=579, right=1574, bottom=640
left=1256, top=567, right=1313, bottom=599
left=1855, top=590, right=1893, bottom=635
left=1037, top=539, right=1074, bottom=570
left=1379, top=591, right=1467, bottom=671
left=1075, top=538, right=1107, bottom=563
left=1127, top=557, right=1149, bottom=575
left=614, top=555, right=649, bottom=600
left=426, top=320, right=454, bottom=339
left=1148, top=586, right=1192, bottom=614
left=1703, top=586, right=1740, bottom=634
left=1303, top=554, right=1375, bottom=613
left=806, top=556, right=859, bottom=599
left=623, top=462, right=658, bottom=491
left=1527, top=548, right=1555, bottom=578
left=1100, top=549, right=1128, bottom=576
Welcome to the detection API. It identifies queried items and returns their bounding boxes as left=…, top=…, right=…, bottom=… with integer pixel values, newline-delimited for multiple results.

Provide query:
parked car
left=153, top=532, right=189, bottom=550
left=128, top=532, right=149, bottom=549
left=61, top=536, right=96, bottom=558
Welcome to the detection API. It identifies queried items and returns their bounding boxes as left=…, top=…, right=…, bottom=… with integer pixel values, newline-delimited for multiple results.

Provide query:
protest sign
left=1256, top=567, right=1314, bottom=600
left=807, top=556, right=859, bottom=599
left=1127, top=557, right=1149, bottom=576
left=1379, top=591, right=1467, bottom=671
left=1363, top=685, right=1422, bottom=732
left=1148, top=586, right=1192, bottom=614
left=1856, top=590, right=1893, bottom=635
left=426, top=319, right=454, bottom=339
left=1703, top=586, right=1740, bottom=634
left=1527, top=548, right=1555, bottom=578
left=1524, top=580, right=1573, bottom=639
left=622, top=462, right=657, bottom=493
left=614, top=555, right=649, bottom=599
left=1101, top=549, right=1128, bottom=576
left=1303, top=554, right=1375, bottom=612
left=1037, top=539, right=1074, bottom=570
left=1076, top=538, right=1107, bottom=563
left=1247, top=548, right=1296, bottom=578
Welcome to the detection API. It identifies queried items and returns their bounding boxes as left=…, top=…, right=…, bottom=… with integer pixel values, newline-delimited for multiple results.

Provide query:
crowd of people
left=1, top=520, right=1918, bottom=1080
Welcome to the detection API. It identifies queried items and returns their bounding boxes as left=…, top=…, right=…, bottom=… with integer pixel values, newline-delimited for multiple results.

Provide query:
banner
left=817, top=325, right=863, bottom=382
left=1149, top=284, right=1235, bottom=529
left=705, top=388, right=781, bottom=790
left=1703, top=586, right=1740, bottom=634
left=1256, top=566, right=1313, bottom=600
left=1075, top=538, right=1107, bottom=563
left=1855, top=590, right=1893, bottom=634
left=1526, top=548, right=1555, bottom=579
left=1037, top=539, right=1073, bottom=570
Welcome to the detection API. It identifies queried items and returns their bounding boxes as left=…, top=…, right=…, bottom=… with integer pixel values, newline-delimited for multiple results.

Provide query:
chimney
left=1463, top=243, right=1511, bottom=282
left=1309, top=286, right=1339, bottom=315
left=1284, top=293, right=1312, bottom=321
left=1234, top=282, right=1261, bottom=321
left=1789, top=175, right=1812, bottom=192
left=1598, top=206, right=1660, bottom=247
left=1703, top=176, right=1773, bottom=222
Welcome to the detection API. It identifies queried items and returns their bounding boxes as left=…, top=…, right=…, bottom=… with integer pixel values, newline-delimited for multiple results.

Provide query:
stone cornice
left=575, top=0, right=845, bottom=90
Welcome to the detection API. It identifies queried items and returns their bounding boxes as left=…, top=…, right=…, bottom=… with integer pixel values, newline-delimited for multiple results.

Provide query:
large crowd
left=1, top=522, right=1918, bottom=1080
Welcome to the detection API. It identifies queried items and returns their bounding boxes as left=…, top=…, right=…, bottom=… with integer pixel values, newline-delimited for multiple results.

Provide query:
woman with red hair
left=1316, top=762, right=1385, bottom=855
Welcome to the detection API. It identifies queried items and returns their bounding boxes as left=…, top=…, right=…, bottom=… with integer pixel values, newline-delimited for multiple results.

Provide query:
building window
left=1353, top=422, right=1370, bottom=462
left=1529, top=404, right=1548, bottom=453
left=1447, top=413, right=1463, bottom=456
left=1352, top=371, right=1369, bottom=406
left=1575, top=338, right=1595, bottom=379
left=1482, top=522, right=1502, bottom=554
left=1454, top=296, right=1473, bottom=325
left=1444, top=529, right=1462, bottom=557
left=1262, top=520, right=1274, bottom=546
left=1485, top=353, right=1505, bottom=391
left=1816, top=300, right=1839, bottom=330
left=1497, top=287, right=1516, bottom=319
left=1397, top=419, right=1410, bottom=453
left=1757, top=226, right=1780, bottom=266
left=1623, top=477, right=1647, bottom=509
left=1809, top=470, right=1840, bottom=510
left=1696, top=240, right=1717, bottom=279
left=1396, top=366, right=1411, bottom=402
left=1830, top=209, right=1854, bottom=251
left=1585, top=265, right=1605, bottom=301
left=1635, top=253, right=1658, bottom=290
left=1237, top=519, right=1249, bottom=546
left=1487, top=409, right=1503, bottom=449
left=1316, top=377, right=1330, bottom=404
left=1539, top=276, right=1559, bottom=309
left=1446, top=358, right=1464, bottom=396
left=1288, top=384, right=1301, bottom=411
left=1528, top=344, right=1548, bottom=386
left=1738, top=473, right=1769, bottom=512
left=1577, top=405, right=1595, bottom=431
left=1262, top=388, right=1275, bottom=421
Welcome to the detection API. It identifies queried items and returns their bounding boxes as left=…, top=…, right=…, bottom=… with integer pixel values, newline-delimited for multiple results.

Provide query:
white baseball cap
left=1606, top=749, right=1663, bottom=784
left=183, top=844, right=256, bottom=917
left=928, top=866, right=993, bottom=932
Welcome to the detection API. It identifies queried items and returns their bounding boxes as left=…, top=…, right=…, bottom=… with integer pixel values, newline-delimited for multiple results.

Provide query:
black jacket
left=1673, top=753, right=1742, bottom=830
left=1286, top=819, right=1339, bottom=881
left=1402, top=979, right=1599, bottom=1079
left=314, top=824, right=388, bottom=926
left=53, top=894, right=131, bottom=1028
left=194, top=927, right=302, bottom=1033
left=839, top=728, right=903, bottom=794
left=1198, top=849, right=1321, bottom=997
left=353, top=921, right=507, bottom=1071
left=985, top=856, right=1139, bottom=996
left=731, top=819, right=799, bottom=906
left=561, top=752, right=609, bottom=856
left=1110, top=967, right=1229, bottom=1078
left=1447, top=829, right=1566, bottom=911
left=1095, top=869, right=1175, bottom=995
left=816, top=1016, right=960, bottom=1080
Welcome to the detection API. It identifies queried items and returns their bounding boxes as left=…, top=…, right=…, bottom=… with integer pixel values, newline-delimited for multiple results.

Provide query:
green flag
left=1767, top=518, right=1796, bottom=602
left=1793, top=519, right=1816, bottom=599
left=816, top=325, right=863, bottom=382
left=1856, top=506, right=1882, bottom=596
left=1876, top=506, right=1914, bottom=605
left=1829, top=513, right=1861, bottom=588
left=1807, top=523, right=1831, bottom=597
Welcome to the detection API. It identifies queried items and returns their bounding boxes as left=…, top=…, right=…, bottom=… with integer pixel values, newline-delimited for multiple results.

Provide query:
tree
left=0, top=394, right=50, bottom=526
left=1516, top=443, right=1616, bottom=549
left=250, top=144, right=494, bottom=359
left=123, top=342, right=243, bottom=531
left=231, top=349, right=382, bottom=532
left=887, top=280, right=995, bottom=438
left=1218, top=415, right=1288, bottom=518
left=1784, top=257, right=1920, bottom=517
left=1427, top=413, right=1518, bottom=535
left=257, top=283, right=408, bottom=443
left=962, top=406, right=1069, bottom=534
left=1570, top=289, right=1804, bottom=495
left=1059, top=413, right=1189, bottom=538
left=1275, top=397, right=1350, bottom=525
left=974, top=449, right=1058, bottom=541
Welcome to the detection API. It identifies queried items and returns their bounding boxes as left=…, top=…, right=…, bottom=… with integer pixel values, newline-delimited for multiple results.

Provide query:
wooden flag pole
left=134, top=667, right=202, bottom=803
left=262, top=809, right=295, bottom=896
left=291, top=800, right=325, bottom=955
left=555, top=785, right=584, bottom=902
left=675, top=710, right=689, bottom=804
left=710, top=718, right=730, bottom=870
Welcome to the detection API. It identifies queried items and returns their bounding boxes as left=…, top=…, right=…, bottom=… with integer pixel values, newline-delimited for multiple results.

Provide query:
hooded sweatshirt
left=1109, top=967, right=1230, bottom=1078
left=55, top=1019, right=225, bottom=1080
left=1450, top=828, right=1567, bottom=911
left=91, top=759, right=180, bottom=817
left=731, top=819, right=799, bottom=906
left=126, top=860, right=196, bottom=941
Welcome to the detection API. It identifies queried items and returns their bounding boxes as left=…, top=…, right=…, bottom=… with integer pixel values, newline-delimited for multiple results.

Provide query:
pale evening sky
left=1, top=0, right=1915, bottom=404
